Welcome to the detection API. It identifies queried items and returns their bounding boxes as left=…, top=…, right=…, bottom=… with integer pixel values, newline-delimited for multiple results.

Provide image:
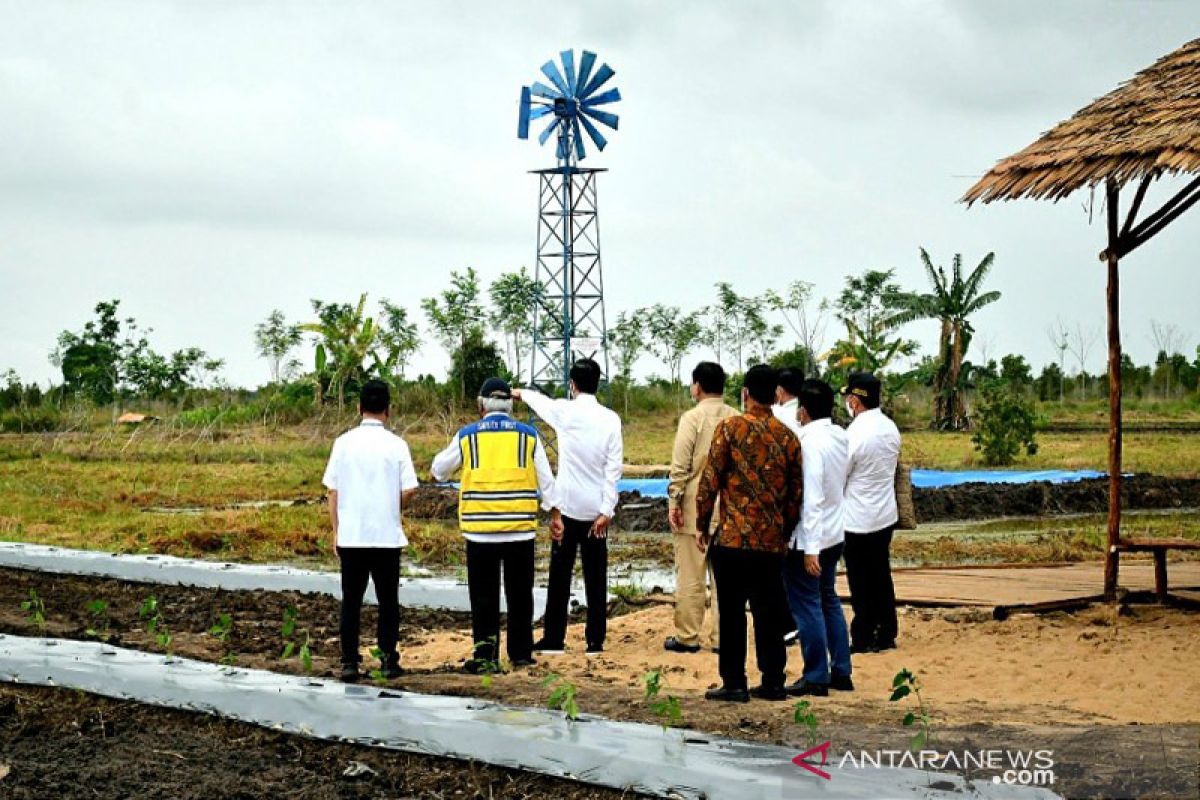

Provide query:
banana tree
left=302, top=293, right=379, bottom=411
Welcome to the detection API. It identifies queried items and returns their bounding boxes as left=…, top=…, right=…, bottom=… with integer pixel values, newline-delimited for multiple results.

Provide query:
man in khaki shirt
left=665, top=361, right=739, bottom=653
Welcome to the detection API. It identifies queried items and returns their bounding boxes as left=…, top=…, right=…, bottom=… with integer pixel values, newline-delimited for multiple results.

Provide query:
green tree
left=254, top=310, right=302, bottom=384
left=828, top=269, right=917, bottom=379
left=422, top=268, right=485, bottom=400
left=374, top=300, right=420, bottom=386
left=302, top=294, right=378, bottom=409
left=488, top=268, right=543, bottom=383
left=764, top=280, right=829, bottom=376
left=972, top=383, right=1038, bottom=466
left=643, top=304, right=702, bottom=389
left=607, top=311, right=645, bottom=417
left=892, top=251, right=1001, bottom=430
left=449, top=328, right=508, bottom=401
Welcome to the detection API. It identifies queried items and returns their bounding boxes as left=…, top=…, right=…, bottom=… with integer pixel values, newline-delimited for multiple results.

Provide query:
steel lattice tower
left=517, top=49, right=620, bottom=396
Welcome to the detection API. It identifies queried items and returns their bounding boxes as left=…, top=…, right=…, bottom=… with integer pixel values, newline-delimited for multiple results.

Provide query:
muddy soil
left=0, top=568, right=471, bottom=675
left=0, top=684, right=630, bottom=799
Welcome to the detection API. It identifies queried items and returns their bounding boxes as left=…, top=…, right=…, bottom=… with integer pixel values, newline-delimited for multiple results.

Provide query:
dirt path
left=0, top=684, right=629, bottom=799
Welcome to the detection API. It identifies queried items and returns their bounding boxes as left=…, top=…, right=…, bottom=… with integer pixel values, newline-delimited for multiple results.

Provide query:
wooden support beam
left=1104, top=178, right=1123, bottom=601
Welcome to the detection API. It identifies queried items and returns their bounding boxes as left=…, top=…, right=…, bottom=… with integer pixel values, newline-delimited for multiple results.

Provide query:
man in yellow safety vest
left=432, top=377, right=560, bottom=673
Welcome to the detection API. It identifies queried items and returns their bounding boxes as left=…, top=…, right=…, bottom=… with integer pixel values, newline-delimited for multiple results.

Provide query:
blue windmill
left=517, top=50, right=620, bottom=399
left=518, top=49, right=621, bottom=165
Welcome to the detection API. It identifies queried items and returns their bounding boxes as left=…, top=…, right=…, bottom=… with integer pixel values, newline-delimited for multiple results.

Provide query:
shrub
left=972, top=383, right=1038, bottom=466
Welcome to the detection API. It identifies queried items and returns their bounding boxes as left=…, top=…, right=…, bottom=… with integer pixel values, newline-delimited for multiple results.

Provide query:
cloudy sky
left=2, top=1, right=1198, bottom=388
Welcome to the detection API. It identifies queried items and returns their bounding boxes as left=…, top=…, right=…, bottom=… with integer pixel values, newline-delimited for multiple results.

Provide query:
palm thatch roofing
left=963, top=37, right=1200, bottom=203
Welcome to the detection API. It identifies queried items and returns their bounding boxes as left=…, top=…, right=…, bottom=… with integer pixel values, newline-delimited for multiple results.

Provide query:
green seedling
left=368, top=646, right=387, bottom=684
left=793, top=700, right=819, bottom=749
left=889, top=668, right=933, bottom=751
left=20, top=588, right=46, bottom=632
left=138, top=595, right=171, bottom=655
left=84, top=599, right=109, bottom=640
left=643, top=669, right=683, bottom=730
left=474, top=636, right=501, bottom=689
left=209, top=612, right=236, bottom=664
left=299, top=632, right=313, bottom=673
left=278, top=606, right=313, bottom=672
left=542, top=672, right=580, bottom=722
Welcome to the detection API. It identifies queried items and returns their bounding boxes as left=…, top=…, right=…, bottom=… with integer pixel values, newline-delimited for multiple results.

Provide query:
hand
left=590, top=514, right=610, bottom=539
left=549, top=509, right=564, bottom=542
left=511, top=388, right=523, bottom=401
left=696, top=532, right=709, bottom=552
left=668, top=507, right=684, bottom=532
left=804, top=554, right=821, bottom=577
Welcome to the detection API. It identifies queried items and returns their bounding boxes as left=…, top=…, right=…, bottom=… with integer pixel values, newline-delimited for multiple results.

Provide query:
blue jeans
left=783, top=543, right=851, bottom=684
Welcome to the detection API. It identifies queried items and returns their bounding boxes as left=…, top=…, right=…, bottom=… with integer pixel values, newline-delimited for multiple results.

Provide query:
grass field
left=2, top=408, right=1199, bottom=571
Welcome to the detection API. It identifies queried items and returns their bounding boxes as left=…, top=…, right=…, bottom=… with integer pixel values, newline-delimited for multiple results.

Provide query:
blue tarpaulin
left=612, top=470, right=1106, bottom=498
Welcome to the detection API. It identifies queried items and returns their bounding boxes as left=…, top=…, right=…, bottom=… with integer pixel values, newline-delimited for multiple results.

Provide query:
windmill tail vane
left=518, top=49, right=621, bottom=163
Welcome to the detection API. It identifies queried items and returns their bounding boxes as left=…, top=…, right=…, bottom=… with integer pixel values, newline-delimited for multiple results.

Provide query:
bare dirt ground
left=2, top=567, right=1197, bottom=741
left=0, top=684, right=628, bottom=800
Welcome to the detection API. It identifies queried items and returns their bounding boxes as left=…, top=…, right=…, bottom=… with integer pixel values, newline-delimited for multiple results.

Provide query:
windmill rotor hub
left=516, top=48, right=621, bottom=163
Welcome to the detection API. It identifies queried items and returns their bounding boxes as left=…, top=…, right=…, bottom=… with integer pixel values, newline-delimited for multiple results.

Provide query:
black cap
left=478, top=377, right=512, bottom=399
left=841, top=372, right=881, bottom=404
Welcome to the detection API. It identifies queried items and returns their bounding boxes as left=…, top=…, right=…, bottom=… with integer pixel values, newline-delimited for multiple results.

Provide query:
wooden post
left=1153, top=550, right=1168, bottom=603
left=1104, top=179, right=1123, bottom=600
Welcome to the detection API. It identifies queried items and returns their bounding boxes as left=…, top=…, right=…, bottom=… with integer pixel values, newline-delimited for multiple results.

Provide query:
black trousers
left=710, top=545, right=790, bottom=690
left=541, top=516, right=608, bottom=648
left=339, top=547, right=401, bottom=665
left=466, top=538, right=535, bottom=663
left=843, top=527, right=898, bottom=647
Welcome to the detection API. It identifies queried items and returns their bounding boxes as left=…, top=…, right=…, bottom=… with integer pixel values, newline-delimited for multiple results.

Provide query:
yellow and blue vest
left=457, top=415, right=542, bottom=535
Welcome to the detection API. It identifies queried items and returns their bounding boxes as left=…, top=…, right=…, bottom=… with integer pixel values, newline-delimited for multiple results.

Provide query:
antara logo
left=792, top=741, right=833, bottom=780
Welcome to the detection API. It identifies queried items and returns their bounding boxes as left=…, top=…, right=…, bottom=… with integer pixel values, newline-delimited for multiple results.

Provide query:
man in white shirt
left=782, top=380, right=852, bottom=697
left=322, top=380, right=419, bottom=683
left=772, top=367, right=803, bottom=438
left=431, top=377, right=558, bottom=673
left=841, top=372, right=902, bottom=653
left=513, top=358, right=623, bottom=655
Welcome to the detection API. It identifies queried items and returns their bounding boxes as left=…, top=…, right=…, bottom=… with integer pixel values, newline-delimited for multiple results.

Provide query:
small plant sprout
left=542, top=672, right=580, bottom=722
left=278, top=606, right=313, bottom=672
left=84, top=599, right=109, bottom=640
left=368, top=646, right=387, bottom=684
left=642, top=669, right=683, bottom=730
left=20, top=588, right=46, bottom=632
left=209, top=613, right=237, bottom=665
left=299, top=632, right=313, bottom=673
left=793, top=700, right=819, bottom=749
left=138, top=596, right=171, bottom=655
left=474, top=636, right=501, bottom=689
left=890, top=668, right=933, bottom=751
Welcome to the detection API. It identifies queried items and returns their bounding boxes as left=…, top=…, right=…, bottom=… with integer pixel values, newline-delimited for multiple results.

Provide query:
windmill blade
left=530, top=81, right=561, bottom=100
left=582, top=87, right=621, bottom=107
left=578, top=113, right=608, bottom=151
left=561, top=49, right=577, bottom=94
left=529, top=104, right=554, bottom=120
left=540, top=59, right=570, bottom=95
left=538, top=117, right=561, bottom=146
left=576, top=51, right=597, bottom=98
left=581, top=106, right=619, bottom=130
left=517, top=86, right=531, bottom=139
left=572, top=117, right=587, bottom=161
left=579, top=63, right=615, bottom=99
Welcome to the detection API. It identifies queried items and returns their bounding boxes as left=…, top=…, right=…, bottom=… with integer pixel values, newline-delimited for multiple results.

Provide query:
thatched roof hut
left=963, top=37, right=1200, bottom=599
left=965, top=37, right=1200, bottom=204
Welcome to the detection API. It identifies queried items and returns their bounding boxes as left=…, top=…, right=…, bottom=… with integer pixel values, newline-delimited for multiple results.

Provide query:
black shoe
left=511, top=656, right=537, bottom=668
left=533, top=638, right=564, bottom=655
left=705, top=686, right=750, bottom=703
left=787, top=679, right=829, bottom=697
left=585, top=643, right=604, bottom=656
left=850, top=641, right=877, bottom=654
left=380, top=655, right=403, bottom=680
left=664, top=636, right=701, bottom=654
left=463, top=658, right=493, bottom=675
left=750, top=684, right=789, bottom=701
left=339, top=663, right=360, bottom=683
left=712, top=646, right=720, bottom=654
left=875, top=640, right=897, bottom=651
left=830, top=674, right=855, bottom=691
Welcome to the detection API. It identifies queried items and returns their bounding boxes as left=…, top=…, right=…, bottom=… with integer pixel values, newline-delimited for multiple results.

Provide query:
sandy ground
left=401, top=601, right=1200, bottom=728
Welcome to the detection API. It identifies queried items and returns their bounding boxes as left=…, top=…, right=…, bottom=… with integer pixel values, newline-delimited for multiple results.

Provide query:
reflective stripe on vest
left=457, top=418, right=540, bottom=534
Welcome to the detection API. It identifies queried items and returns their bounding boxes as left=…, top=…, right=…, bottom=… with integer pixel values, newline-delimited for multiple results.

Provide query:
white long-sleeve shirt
left=772, top=398, right=801, bottom=439
left=430, top=412, right=559, bottom=543
left=789, top=418, right=849, bottom=555
left=843, top=408, right=901, bottom=533
left=520, top=390, right=623, bottom=522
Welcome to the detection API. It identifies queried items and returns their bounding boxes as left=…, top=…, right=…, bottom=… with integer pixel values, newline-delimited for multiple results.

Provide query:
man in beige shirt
left=665, top=361, right=739, bottom=653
